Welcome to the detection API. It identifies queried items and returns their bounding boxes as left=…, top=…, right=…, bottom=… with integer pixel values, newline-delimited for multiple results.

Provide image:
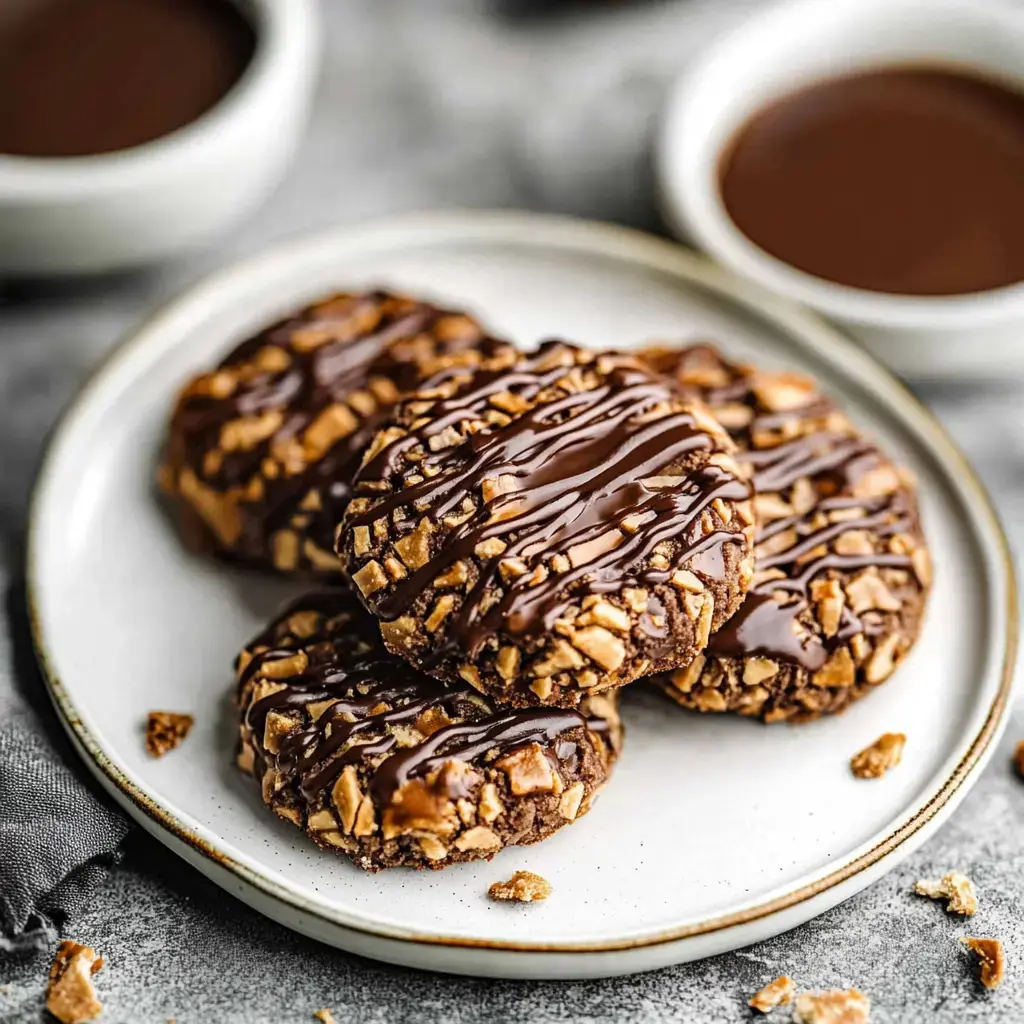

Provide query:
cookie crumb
left=792, top=989, right=870, bottom=1023
left=488, top=870, right=552, bottom=903
left=850, top=733, right=905, bottom=779
left=963, top=937, right=1005, bottom=990
left=313, top=1011, right=337, bottom=1024
left=1013, top=741, right=1024, bottom=778
left=749, top=975, right=795, bottom=1013
left=914, top=871, right=978, bottom=915
left=146, top=711, right=194, bottom=757
left=46, top=941, right=103, bottom=1024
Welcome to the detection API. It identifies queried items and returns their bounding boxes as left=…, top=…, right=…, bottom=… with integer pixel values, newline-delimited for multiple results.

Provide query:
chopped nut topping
left=488, top=870, right=552, bottom=903
left=46, top=941, right=104, bottom=1024
left=477, top=782, right=505, bottom=824
left=145, top=711, right=194, bottom=758
left=454, top=825, right=501, bottom=851
left=748, top=975, right=795, bottom=1014
left=850, top=733, right=906, bottom=779
left=963, top=937, right=1005, bottom=989
left=558, top=781, right=585, bottom=821
left=570, top=625, right=626, bottom=672
left=313, top=1010, right=338, bottom=1024
left=914, top=871, right=978, bottom=916
left=496, top=744, right=556, bottom=795
left=792, top=989, right=870, bottom=1024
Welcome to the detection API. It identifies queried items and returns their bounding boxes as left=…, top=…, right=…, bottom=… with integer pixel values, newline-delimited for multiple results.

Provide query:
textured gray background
left=2, top=1, right=1024, bottom=1020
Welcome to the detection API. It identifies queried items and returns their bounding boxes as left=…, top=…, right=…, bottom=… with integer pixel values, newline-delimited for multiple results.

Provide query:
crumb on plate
left=488, top=870, right=552, bottom=903
left=145, top=711, right=194, bottom=757
left=850, top=733, right=905, bottom=779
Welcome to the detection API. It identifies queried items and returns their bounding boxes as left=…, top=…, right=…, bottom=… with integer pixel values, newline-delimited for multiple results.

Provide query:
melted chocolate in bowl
left=719, top=67, right=1024, bottom=296
left=0, top=0, right=256, bottom=158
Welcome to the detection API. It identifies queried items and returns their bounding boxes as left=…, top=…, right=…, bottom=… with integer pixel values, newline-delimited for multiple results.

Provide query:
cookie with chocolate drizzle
left=236, top=590, right=621, bottom=871
left=159, top=290, right=513, bottom=575
left=338, top=341, right=756, bottom=708
left=642, top=344, right=931, bottom=722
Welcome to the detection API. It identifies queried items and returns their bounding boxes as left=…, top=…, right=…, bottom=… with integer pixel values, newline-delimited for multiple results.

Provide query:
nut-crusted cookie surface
left=338, top=341, right=756, bottom=707
left=159, top=290, right=511, bottom=575
left=643, top=345, right=931, bottom=722
left=236, top=590, right=621, bottom=871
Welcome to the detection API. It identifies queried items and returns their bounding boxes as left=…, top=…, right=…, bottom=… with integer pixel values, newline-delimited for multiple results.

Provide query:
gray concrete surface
left=2, top=1, right=1023, bottom=1020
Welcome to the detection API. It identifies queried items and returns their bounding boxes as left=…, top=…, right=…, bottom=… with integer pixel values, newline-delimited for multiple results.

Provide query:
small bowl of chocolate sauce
left=0, top=0, right=317, bottom=276
left=658, top=0, right=1024, bottom=380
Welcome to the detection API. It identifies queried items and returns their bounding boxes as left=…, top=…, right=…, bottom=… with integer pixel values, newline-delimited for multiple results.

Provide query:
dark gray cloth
left=0, top=575, right=131, bottom=950
left=0, top=712, right=128, bottom=950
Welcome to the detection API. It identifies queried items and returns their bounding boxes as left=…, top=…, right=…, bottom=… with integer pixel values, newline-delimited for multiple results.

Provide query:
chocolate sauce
left=241, top=593, right=592, bottom=804
left=0, top=0, right=256, bottom=158
left=349, top=345, right=751, bottom=660
left=720, top=67, right=1024, bottom=295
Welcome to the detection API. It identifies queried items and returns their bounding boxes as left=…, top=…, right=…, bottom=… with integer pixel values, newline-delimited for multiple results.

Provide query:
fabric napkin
left=0, top=579, right=130, bottom=951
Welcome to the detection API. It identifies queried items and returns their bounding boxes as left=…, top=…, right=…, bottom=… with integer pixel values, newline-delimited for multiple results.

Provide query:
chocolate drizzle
left=240, top=592, right=595, bottom=805
left=644, top=344, right=918, bottom=671
left=164, top=292, right=502, bottom=567
left=709, top=494, right=914, bottom=669
left=347, top=343, right=750, bottom=660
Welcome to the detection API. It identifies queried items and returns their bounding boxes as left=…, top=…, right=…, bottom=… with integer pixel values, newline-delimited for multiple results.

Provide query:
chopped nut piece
left=496, top=744, right=556, bottom=795
left=963, top=937, right=1005, bottom=990
left=478, top=783, right=505, bottom=823
left=313, top=1011, right=338, bottom=1024
left=792, top=989, right=870, bottom=1024
left=558, top=781, right=585, bottom=820
left=914, top=871, right=978, bottom=916
left=1014, top=740, right=1024, bottom=778
left=454, top=825, right=501, bottom=851
left=850, top=732, right=906, bottom=779
left=145, top=711, right=194, bottom=757
left=748, top=975, right=795, bottom=1014
left=46, top=941, right=104, bottom=1024
left=352, top=560, right=389, bottom=597
left=488, top=870, right=553, bottom=903
left=742, top=657, right=779, bottom=686
left=570, top=625, right=626, bottom=672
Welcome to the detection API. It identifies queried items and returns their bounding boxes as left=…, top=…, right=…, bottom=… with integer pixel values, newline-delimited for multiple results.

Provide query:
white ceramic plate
left=28, top=212, right=1017, bottom=980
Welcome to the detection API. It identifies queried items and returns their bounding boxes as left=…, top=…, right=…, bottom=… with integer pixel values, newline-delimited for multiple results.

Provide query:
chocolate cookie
left=236, top=590, right=621, bottom=871
left=159, top=290, right=513, bottom=575
left=642, top=345, right=931, bottom=722
left=338, top=341, right=756, bottom=708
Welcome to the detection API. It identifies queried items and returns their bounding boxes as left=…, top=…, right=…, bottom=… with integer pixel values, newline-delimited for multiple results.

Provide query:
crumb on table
left=748, top=975, right=795, bottom=1013
left=145, top=711, right=194, bottom=757
left=914, top=871, right=978, bottom=916
left=488, top=870, right=552, bottom=903
left=850, top=733, right=905, bottom=779
left=46, top=941, right=104, bottom=1024
left=963, top=937, right=1005, bottom=990
left=1013, top=740, right=1024, bottom=778
left=792, top=988, right=871, bottom=1023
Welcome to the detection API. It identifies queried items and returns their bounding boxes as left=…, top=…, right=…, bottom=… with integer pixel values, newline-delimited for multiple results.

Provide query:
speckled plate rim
left=26, top=211, right=1018, bottom=977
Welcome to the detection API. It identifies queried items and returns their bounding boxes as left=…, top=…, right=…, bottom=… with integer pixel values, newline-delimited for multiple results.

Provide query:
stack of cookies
left=159, top=290, right=931, bottom=872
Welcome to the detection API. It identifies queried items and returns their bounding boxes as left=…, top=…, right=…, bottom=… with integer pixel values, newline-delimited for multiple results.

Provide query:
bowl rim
left=657, top=0, right=1024, bottom=330
left=0, top=0, right=317, bottom=198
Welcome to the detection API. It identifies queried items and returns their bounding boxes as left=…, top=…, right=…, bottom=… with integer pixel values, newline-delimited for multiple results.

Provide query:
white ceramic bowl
left=658, top=0, right=1024, bottom=381
left=0, top=0, right=318, bottom=276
